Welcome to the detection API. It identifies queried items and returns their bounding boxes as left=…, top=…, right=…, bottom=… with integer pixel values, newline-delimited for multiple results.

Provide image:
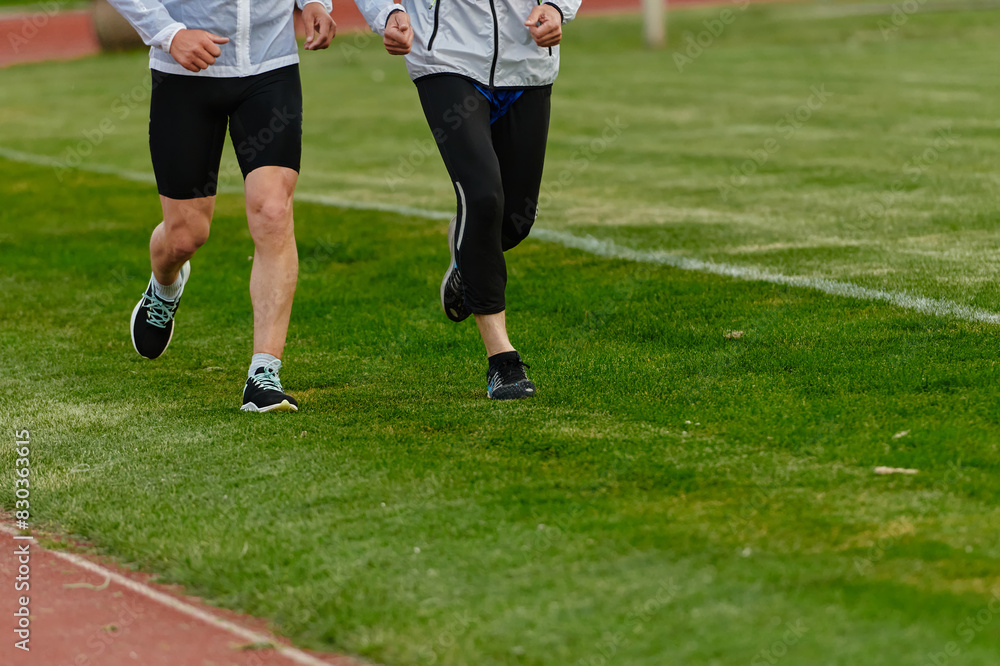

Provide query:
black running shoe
left=487, top=352, right=536, bottom=400
left=130, top=261, right=190, bottom=360
left=241, top=363, right=298, bottom=412
left=441, top=216, right=472, bottom=322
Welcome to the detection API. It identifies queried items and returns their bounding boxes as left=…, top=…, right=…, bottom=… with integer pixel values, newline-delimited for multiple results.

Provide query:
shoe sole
left=440, top=265, right=468, bottom=322
left=488, top=383, right=537, bottom=400
left=241, top=400, right=298, bottom=413
left=130, top=261, right=190, bottom=360
left=441, top=217, right=471, bottom=323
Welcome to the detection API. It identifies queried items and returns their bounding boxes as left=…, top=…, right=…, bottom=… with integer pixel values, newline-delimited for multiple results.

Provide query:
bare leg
left=151, top=195, right=214, bottom=284
left=244, top=166, right=299, bottom=358
left=475, top=311, right=516, bottom=357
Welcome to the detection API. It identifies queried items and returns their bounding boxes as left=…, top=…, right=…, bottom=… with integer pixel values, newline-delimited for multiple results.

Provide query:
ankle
left=488, top=350, right=520, bottom=367
left=249, top=353, right=280, bottom=378
left=151, top=271, right=183, bottom=301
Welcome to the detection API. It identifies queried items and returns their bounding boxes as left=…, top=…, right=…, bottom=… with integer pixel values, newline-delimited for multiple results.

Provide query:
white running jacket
left=107, top=0, right=333, bottom=77
left=354, top=0, right=583, bottom=89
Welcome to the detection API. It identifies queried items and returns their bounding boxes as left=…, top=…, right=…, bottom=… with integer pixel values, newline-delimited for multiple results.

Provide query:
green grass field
left=4, top=3, right=1000, bottom=665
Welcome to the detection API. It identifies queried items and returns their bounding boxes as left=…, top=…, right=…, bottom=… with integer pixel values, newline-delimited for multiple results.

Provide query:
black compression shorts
left=148, top=65, right=303, bottom=200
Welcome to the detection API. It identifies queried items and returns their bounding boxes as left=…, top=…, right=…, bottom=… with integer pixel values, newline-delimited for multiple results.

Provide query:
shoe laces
left=493, top=358, right=531, bottom=386
left=251, top=360, right=284, bottom=393
left=142, top=291, right=177, bottom=329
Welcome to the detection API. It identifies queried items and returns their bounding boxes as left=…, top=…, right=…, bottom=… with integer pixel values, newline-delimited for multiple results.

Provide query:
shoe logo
left=487, top=373, right=502, bottom=396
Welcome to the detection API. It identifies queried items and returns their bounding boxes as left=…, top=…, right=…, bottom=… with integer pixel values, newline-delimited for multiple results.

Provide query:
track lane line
left=1, top=523, right=340, bottom=666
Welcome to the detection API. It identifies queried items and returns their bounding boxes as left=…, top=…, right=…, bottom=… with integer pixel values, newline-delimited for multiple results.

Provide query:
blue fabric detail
left=473, top=84, right=525, bottom=125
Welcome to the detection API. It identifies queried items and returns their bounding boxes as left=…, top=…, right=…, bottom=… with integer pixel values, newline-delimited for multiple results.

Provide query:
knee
left=466, top=187, right=504, bottom=224
left=248, top=194, right=293, bottom=244
left=165, top=210, right=210, bottom=256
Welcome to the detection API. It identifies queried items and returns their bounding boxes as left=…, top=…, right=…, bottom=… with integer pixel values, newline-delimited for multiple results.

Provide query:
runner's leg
left=229, top=65, right=304, bottom=361
left=148, top=71, right=229, bottom=285
left=416, top=75, right=507, bottom=316
left=131, top=72, right=228, bottom=360
left=492, top=86, right=552, bottom=251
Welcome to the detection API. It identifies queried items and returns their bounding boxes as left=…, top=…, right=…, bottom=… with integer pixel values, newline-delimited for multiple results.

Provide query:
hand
left=383, top=11, right=413, bottom=56
left=168, top=29, right=229, bottom=72
left=302, top=2, right=336, bottom=51
left=525, top=4, right=562, bottom=48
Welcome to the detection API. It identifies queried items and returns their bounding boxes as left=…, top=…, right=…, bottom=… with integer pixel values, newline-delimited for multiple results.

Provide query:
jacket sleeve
left=104, top=0, right=186, bottom=54
left=545, top=0, right=582, bottom=23
left=297, top=0, right=334, bottom=12
left=352, top=0, right=406, bottom=37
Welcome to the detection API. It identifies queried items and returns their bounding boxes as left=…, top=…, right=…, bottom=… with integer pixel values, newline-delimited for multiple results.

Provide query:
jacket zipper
left=427, top=0, right=442, bottom=51
left=488, top=0, right=499, bottom=88
left=237, top=0, right=251, bottom=74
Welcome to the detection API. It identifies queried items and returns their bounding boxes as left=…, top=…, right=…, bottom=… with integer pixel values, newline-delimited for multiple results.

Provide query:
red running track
left=1, top=520, right=360, bottom=666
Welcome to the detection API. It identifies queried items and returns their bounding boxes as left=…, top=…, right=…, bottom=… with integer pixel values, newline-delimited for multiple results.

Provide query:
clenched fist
left=384, top=11, right=413, bottom=56
left=525, top=4, right=562, bottom=48
left=169, top=29, right=230, bottom=72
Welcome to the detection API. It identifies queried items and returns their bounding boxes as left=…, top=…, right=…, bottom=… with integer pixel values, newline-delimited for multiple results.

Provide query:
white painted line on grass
left=531, top=229, right=1000, bottom=325
left=0, top=146, right=157, bottom=184
left=0, top=146, right=451, bottom=221
left=1, top=523, right=337, bottom=666
left=3, top=145, right=999, bottom=325
left=295, top=190, right=451, bottom=221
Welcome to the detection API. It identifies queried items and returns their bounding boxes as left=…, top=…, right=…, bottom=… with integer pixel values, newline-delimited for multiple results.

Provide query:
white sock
left=151, top=272, right=183, bottom=302
left=249, top=353, right=280, bottom=378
